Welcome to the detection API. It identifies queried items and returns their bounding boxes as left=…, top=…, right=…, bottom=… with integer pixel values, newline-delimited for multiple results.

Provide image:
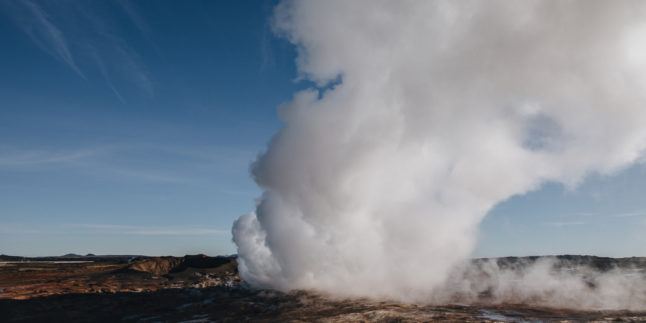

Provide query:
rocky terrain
left=1, top=254, right=645, bottom=322
left=0, top=254, right=239, bottom=299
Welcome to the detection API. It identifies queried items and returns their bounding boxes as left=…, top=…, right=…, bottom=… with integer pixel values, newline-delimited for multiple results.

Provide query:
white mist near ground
left=233, top=0, right=646, bottom=309
left=442, top=258, right=646, bottom=310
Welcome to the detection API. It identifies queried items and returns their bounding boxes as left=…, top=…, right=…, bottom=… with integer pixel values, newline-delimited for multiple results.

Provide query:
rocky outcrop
left=127, top=255, right=236, bottom=276
left=127, top=257, right=184, bottom=276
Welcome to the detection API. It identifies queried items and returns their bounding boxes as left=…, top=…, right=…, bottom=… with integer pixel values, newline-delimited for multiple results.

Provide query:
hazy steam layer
left=442, top=257, right=646, bottom=311
left=233, top=0, right=646, bottom=308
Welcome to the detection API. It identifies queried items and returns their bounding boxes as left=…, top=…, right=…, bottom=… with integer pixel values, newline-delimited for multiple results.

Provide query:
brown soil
left=0, top=255, right=239, bottom=300
left=1, top=255, right=645, bottom=322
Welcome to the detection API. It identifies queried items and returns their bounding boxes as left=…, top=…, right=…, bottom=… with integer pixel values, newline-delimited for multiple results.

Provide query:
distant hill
left=0, top=255, right=25, bottom=262
left=0, top=253, right=238, bottom=264
left=0, top=254, right=144, bottom=263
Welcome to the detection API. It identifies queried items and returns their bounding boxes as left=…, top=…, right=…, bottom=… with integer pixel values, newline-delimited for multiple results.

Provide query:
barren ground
left=1, top=255, right=645, bottom=322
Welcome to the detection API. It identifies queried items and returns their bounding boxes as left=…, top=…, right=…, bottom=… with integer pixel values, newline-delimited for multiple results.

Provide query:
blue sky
left=1, top=1, right=645, bottom=257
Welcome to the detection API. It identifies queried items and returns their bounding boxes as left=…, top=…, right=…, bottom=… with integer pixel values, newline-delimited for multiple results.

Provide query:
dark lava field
left=1, top=254, right=645, bottom=322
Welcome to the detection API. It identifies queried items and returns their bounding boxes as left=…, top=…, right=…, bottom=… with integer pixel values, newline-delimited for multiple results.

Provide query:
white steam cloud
left=233, top=0, right=646, bottom=309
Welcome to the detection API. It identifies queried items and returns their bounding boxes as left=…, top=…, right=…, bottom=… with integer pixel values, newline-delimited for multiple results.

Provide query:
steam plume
left=233, top=0, right=646, bottom=309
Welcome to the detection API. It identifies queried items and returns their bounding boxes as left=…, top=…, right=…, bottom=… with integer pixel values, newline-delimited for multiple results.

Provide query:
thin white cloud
left=103, top=166, right=196, bottom=184
left=63, top=223, right=228, bottom=236
left=0, top=144, right=259, bottom=194
left=65, top=223, right=131, bottom=230
left=611, top=212, right=646, bottom=217
left=115, top=0, right=163, bottom=59
left=112, top=44, right=154, bottom=97
left=126, top=228, right=228, bottom=236
left=0, top=148, right=99, bottom=167
left=542, top=221, right=585, bottom=228
left=12, top=1, right=85, bottom=78
left=0, top=223, right=230, bottom=236
left=92, top=51, right=126, bottom=103
left=0, top=224, right=42, bottom=234
left=3, top=1, right=153, bottom=99
left=74, top=5, right=154, bottom=99
left=0, top=146, right=193, bottom=183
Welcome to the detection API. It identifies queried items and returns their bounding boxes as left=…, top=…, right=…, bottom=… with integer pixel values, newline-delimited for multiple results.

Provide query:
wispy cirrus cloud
left=1, top=1, right=154, bottom=100
left=4, top=0, right=84, bottom=78
left=0, top=145, right=191, bottom=183
left=0, top=147, right=98, bottom=167
left=0, top=143, right=256, bottom=187
left=64, top=223, right=228, bottom=236
left=1, top=223, right=227, bottom=236
left=572, top=212, right=595, bottom=217
left=115, top=0, right=162, bottom=60
left=92, top=52, right=125, bottom=103
left=610, top=211, right=646, bottom=218
left=542, top=221, right=585, bottom=228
